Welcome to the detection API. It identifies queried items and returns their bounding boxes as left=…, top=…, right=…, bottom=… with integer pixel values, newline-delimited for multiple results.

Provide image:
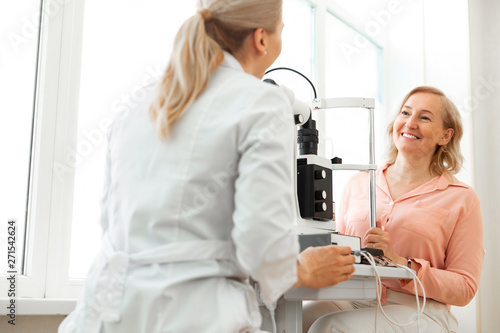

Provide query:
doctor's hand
left=293, top=245, right=355, bottom=289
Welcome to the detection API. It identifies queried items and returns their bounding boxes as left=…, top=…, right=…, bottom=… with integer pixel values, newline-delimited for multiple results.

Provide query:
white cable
left=361, top=252, right=426, bottom=332
left=362, top=252, right=382, bottom=333
left=254, top=281, right=277, bottom=333
left=269, top=309, right=277, bottom=333
left=366, top=252, right=426, bottom=329
left=394, top=262, right=426, bottom=330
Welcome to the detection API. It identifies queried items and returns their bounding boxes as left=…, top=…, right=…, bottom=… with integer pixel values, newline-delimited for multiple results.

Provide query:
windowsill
left=0, top=298, right=77, bottom=315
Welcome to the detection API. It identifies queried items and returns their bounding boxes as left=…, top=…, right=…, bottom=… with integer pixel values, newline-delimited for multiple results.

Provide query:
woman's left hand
left=363, top=226, right=404, bottom=265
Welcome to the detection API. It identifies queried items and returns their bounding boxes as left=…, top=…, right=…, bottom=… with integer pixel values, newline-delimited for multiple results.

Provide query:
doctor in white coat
left=59, top=0, right=355, bottom=332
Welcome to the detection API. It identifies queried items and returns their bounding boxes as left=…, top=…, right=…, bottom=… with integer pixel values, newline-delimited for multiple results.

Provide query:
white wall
left=422, top=0, right=473, bottom=184
left=468, top=0, right=500, bottom=332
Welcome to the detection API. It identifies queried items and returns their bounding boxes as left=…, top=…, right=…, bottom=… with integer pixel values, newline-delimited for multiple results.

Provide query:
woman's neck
left=384, top=156, right=436, bottom=200
left=388, top=155, right=434, bottom=183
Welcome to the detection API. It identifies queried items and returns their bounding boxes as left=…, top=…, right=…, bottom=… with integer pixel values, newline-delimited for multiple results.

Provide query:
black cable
left=264, top=67, right=317, bottom=99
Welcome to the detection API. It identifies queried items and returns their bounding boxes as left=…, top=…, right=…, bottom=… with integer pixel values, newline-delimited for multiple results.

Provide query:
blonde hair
left=150, top=0, right=283, bottom=139
left=386, top=86, right=464, bottom=176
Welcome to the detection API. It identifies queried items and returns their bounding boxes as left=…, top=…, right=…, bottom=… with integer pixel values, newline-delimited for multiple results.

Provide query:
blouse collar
left=377, top=163, right=468, bottom=201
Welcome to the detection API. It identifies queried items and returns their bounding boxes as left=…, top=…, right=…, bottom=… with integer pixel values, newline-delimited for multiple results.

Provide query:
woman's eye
left=421, top=116, right=430, bottom=121
left=401, top=110, right=410, bottom=115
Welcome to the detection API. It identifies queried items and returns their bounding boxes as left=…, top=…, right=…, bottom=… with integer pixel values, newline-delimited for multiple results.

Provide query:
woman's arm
left=231, top=86, right=301, bottom=305
left=400, top=195, right=484, bottom=306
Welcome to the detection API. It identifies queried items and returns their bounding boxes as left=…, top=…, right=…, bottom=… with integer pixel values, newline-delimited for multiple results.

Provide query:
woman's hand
left=364, top=226, right=406, bottom=266
left=293, top=245, right=355, bottom=288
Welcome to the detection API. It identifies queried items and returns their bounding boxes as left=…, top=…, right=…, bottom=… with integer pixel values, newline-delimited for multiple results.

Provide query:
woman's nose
left=405, top=115, right=418, bottom=129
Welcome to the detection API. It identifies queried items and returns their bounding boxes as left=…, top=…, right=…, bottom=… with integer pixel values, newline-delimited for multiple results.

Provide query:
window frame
left=42, top=0, right=87, bottom=299
left=0, top=0, right=86, bottom=311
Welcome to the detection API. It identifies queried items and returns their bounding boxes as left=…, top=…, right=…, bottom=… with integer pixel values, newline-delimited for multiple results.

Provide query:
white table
left=260, top=264, right=414, bottom=333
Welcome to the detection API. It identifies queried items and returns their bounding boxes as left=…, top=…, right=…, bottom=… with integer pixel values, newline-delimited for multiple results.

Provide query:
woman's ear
left=438, top=128, right=454, bottom=146
left=251, top=28, right=268, bottom=56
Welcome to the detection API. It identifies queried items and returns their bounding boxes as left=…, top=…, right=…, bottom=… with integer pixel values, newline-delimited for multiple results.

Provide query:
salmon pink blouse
left=336, top=164, right=484, bottom=306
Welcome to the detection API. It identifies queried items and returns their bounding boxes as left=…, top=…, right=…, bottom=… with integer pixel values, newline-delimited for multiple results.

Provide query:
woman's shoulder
left=208, top=66, right=290, bottom=113
left=443, top=173, right=474, bottom=191
left=440, top=173, right=480, bottom=206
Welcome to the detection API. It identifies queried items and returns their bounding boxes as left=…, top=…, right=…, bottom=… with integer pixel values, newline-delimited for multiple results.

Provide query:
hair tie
left=199, top=8, right=212, bottom=21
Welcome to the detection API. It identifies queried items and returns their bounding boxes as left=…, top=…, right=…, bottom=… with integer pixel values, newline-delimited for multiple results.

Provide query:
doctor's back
left=59, top=1, right=301, bottom=332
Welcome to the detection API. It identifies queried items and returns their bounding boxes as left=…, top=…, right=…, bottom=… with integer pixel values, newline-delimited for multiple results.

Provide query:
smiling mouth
left=402, top=133, right=418, bottom=139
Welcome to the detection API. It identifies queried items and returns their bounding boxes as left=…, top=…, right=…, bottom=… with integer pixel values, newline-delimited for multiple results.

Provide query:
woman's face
left=392, top=92, right=453, bottom=161
left=265, top=19, right=284, bottom=68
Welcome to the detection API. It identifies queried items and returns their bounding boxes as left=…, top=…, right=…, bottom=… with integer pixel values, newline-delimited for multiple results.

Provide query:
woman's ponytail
left=150, top=10, right=223, bottom=139
left=150, top=0, right=282, bottom=139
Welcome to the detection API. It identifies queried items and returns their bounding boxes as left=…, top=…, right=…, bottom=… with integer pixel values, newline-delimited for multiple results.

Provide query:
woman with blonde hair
left=59, top=1, right=355, bottom=332
left=304, top=86, right=484, bottom=332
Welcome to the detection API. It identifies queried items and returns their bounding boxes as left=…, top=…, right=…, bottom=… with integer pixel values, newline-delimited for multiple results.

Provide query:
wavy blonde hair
left=150, top=0, right=283, bottom=139
left=386, top=86, right=464, bottom=176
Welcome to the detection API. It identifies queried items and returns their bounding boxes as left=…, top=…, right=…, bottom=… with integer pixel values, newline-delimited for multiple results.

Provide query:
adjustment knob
left=294, top=114, right=304, bottom=125
left=315, top=190, right=327, bottom=200
left=314, top=170, right=326, bottom=179
left=315, top=202, right=327, bottom=212
left=331, top=157, right=342, bottom=164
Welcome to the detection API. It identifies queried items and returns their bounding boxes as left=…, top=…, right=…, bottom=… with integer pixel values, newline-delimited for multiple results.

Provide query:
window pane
left=323, top=12, right=383, bottom=209
left=266, top=0, right=315, bottom=102
left=0, top=1, right=41, bottom=275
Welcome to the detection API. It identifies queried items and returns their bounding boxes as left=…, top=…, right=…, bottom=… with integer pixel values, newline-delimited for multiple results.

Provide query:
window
left=0, top=0, right=42, bottom=276
left=266, top=0, right=315, bottom=102
left=321, top=10, right=384, bottom=209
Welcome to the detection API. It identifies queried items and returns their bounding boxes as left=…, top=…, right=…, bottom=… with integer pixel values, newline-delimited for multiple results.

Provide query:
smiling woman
left=387, top=86, right=463, bottom=177
left=305, top=86, right=484, bottom=333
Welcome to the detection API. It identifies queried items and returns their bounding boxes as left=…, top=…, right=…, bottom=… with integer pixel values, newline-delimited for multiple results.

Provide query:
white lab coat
left=59, top=52, right=300, bottom=333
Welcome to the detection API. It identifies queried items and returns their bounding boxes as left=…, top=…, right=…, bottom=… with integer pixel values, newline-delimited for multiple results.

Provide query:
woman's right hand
left=293, top=246, right=355, bottom=288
